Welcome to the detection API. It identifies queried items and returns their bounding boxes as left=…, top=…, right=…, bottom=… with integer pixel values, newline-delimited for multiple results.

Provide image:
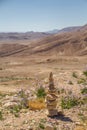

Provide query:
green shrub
left=77, top=78, right=86, bottom=84
left=0, top=111, right=3, bottom=120
left=83, top=71, right=87, bottom=77
left=72, top=72, right=78, bottom=78
left=39, top=123, right=45, bottom=129
left=81, top=97, right=87, bottom=104
left=81, top=88, right=87, bottom=94
left=10, top=105, right=21, bottom=117
left=61, top=96, right=78, bottom=109
left=36, top=87, right=46, bottom=98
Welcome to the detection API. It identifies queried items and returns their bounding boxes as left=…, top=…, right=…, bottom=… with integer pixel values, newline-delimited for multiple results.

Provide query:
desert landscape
left=0, top=24, right=87, bottom=130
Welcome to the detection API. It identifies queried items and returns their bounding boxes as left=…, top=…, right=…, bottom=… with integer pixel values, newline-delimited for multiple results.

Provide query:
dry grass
left=28, top=98, right=46, bottom=110
left=74, top=125, right=86, bottom=130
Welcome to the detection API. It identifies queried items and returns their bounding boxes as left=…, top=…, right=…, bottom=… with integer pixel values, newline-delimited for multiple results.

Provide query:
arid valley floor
left=0, top=55, right=87, bottom=130
left=0, top=25, right=87, bottom=130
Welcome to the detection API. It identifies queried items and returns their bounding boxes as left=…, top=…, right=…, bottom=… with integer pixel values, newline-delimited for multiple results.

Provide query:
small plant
left=54, top=126, right=57, bottom=130
left=72, top=72, right=78, bottom=78
left=10, top=105, right=21, bottom=117
left=78, top=112, right=87, bottom=123
left=77, top=78, right=86, bottom=84
left=0, top=92, right=6, bottom=99
left=38, top=118, right=46, bottom=129
left=83, top=71, right=87, bottom=77
left=68, top=81, right=73, bottom=85
left=0, top=111, right=3, bottom=120
left=36, top=86, right=46, bottom=98
left=39, top=123, right=45, bottom=129
left=28, top=98, right=46, bottom=110
left=61, top=96, right=78, bottom=109
left=81, top=88, right=87, bottom=94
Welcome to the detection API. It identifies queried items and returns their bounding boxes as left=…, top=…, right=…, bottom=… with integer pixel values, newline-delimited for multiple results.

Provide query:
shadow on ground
left=49, top=112, right=73, bottom=122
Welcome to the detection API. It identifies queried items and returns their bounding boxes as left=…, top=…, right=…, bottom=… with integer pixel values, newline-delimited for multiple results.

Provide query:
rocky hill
left=0, top=32, right=49, bottom=41
left=0, top=24, right=87, bottom=57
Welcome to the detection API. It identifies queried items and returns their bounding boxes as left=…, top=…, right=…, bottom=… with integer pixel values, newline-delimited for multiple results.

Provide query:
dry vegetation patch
left=28, top=98, right=46, bottom=110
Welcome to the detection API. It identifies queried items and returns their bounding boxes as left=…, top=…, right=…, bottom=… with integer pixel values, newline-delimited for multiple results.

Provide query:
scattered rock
left=3, top=102, right=19, bottom=108
left=45, top=124, right=54, bottom=130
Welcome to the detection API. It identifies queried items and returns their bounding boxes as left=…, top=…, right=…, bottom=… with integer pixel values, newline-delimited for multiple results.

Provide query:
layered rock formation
left=46, top=72, right=58, bottom=117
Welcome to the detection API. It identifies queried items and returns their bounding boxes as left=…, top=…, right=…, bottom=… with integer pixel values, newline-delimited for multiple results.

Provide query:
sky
left=0, top=0, right=87, bottom=32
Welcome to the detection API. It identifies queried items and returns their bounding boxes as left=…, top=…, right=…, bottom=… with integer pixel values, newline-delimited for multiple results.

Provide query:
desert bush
left=36, top=87, right=46, bottom=98
left=39, top=123, right=45, bottom=129
left=81, top=97, right=87, bottom=104
left=68, top=80, right=73, bottom=85
left=0, top=92, right=7, bottom=100
left=61, top=96, right=79, bottom=109
left=72, top=72, right=78, bottom=78
left=0, top=110, right=3, bottom=120
left=37, top=118, right=47, bottom=130
left=81, top=88, right=87, bottom=94
left=17, top=89, right=29, bottom=108
left=83, top=71, right=87, bottom=77
left=77, top=78, right=87, bottom=85
left=10, top=105, right=22, bottom=117
left=28, top=98, right=46, bottom=110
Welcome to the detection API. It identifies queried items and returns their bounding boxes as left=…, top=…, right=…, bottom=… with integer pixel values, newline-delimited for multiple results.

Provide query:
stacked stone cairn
left=46, top=72, right=58, bottom=117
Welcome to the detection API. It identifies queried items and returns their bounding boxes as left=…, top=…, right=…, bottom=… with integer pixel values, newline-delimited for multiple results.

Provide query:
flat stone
left=45, top=124, right=54, bottom=130
left=3, top=102, right=19, bottom=108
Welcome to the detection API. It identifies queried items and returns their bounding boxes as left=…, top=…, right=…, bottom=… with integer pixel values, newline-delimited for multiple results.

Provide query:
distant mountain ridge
left=0, top=25, right=82, bottom=41
left=47, top=26, right=81, bottom=34
left=0, top=32, right=50, bottom=41
left=0, top=24, right=87, bottom=57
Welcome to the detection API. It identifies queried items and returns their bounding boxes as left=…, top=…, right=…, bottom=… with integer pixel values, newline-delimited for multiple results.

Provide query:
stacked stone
left=46, top=72, right=58, bottom=117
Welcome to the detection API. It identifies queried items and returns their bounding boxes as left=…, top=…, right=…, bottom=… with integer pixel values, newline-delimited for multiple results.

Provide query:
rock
left=10, top=96, right=21, bottom=102
left=45, top=124, right=54, bottom=130
left=27, top=126, right=33, bottom=130
left=3, top=102, right=19, bottom=108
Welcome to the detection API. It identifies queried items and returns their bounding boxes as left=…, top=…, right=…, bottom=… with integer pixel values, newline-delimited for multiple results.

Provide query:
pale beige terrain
left=0, top=25, right=87, bottom=130
left=0, top=55, right=87, bottom=130
left=0, top=55, right=87, bottom=92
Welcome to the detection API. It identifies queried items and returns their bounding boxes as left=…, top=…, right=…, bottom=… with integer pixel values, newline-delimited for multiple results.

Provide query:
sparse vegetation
left=68, top=80, right=73, bottom=85
left=10, top=105, right=22, bottom=117
left=0, top=92, right=6, bottom=99
left=36, top=87, right=46, bottom=98
left=77, top=78, right=87, bottom=85
left=28, top=98, right=46, bottom=110
left=38, top=118, right=46, bottom=130
left=61, top=96, right=79, bottom=109
left=0, top=110, right=3, bottom=120
left=0, top=76, right=31, bottom=82
left=39, top=123, right=45, bottom=129
left=78, top=112, right=87, bottom=123
left=72, top=72, right=78, bottom=78
left=81, top=88, right=87, bottom=94
left=83, top=71, right=87, bottom=77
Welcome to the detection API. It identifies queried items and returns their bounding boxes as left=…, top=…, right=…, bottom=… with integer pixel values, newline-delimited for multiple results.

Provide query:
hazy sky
left=0, top=0, right=87, bottom=32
